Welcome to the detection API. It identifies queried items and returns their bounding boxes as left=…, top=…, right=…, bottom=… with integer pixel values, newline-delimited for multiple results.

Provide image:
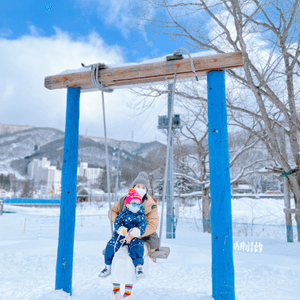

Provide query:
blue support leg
left=55, top=87, right=80, bottom=295
left=207, top=70, right=235, bottom=299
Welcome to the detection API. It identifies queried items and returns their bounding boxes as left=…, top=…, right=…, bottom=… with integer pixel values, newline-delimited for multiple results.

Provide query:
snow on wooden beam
left=44, top=52, right=244, bottom=91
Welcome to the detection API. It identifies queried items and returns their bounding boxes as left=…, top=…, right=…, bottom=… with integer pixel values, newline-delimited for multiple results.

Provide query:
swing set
left=45, top=50, right=244, bottom=299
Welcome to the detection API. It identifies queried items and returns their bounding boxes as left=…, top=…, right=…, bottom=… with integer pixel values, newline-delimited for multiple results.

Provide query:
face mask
left=135, top=187, right=147, bottom=198
left=128, top=203, right=141, bottom=214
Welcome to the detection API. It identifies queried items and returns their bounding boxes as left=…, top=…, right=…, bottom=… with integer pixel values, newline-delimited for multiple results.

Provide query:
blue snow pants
left=104, top=232, right=145, bottom=267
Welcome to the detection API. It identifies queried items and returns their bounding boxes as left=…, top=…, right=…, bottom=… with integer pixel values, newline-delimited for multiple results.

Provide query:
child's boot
left=135, top=265, right=146, bottom=279
left=98, top=264, right=111, bottom=277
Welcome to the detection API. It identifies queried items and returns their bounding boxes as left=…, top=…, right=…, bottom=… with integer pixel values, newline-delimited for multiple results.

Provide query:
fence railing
left=176, top=215, right=299, bottom=241
left=2, top=198, right=61, bottom=205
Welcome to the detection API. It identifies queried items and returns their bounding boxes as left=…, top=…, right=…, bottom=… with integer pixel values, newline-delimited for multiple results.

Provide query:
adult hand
left=121, top=234, right=133, bottom=244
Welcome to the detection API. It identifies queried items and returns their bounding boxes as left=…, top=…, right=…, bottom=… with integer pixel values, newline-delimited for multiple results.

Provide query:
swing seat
left=149, top=247, right=170, bottom=259
left=102, top=246, right=170, bottom=259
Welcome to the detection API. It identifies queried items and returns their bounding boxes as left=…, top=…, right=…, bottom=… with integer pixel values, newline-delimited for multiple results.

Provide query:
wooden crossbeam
left=45, top=52, right=244, bottom=92
left=284, top=208, right=300, bottom=215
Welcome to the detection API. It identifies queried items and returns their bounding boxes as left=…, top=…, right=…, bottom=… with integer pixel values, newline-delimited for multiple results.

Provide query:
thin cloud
left=0, top=28, right=13, bottom=38
left=0, top=26, right=166, bottom=143
left=76, top=0, right=132, bottom=37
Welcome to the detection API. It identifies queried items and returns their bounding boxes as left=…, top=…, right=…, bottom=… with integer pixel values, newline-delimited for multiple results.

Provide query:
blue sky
left=1, top=0, right=178, bottom=63
left=0, top=0, right=187, bottom=143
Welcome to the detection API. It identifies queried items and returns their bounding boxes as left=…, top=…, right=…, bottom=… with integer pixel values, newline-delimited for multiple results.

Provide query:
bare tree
left=171, top=94, right=267, bottom=233
left=21, top=180, right=34, bottom=198
left=129, top=0, right=300, bottom=238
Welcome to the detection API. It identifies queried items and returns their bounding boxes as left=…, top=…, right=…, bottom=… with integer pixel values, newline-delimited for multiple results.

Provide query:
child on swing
left=99, top=188, right=147, bottom=283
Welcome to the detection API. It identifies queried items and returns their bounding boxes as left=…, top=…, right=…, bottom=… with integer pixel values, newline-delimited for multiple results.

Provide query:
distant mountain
left=0, top=124, right=166, bottom=182
left=0, top=123, right=33, bottom=134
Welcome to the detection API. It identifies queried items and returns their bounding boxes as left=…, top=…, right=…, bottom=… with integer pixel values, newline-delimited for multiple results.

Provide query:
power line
left=146, top=103, right=168, bottom=143
left=132, top=103, right=159, bottom=142
left=123, top=106, right=150, bottom=141
left=134, top=100, right=166, bottom=142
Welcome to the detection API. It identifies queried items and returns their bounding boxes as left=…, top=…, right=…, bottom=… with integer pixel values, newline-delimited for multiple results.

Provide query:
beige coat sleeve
left=142, top=207, right=159, bottom=237
left=110, top=199, right=121, bottom=222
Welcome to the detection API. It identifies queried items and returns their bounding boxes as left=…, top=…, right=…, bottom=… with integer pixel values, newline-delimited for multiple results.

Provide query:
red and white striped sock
left=123, top=284, right=133, bottom=297
left=113, top=283, right=120, bottom=294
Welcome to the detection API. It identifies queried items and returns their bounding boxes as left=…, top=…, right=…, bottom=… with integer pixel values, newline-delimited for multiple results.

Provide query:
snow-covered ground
left=0, top=199, right=300, bottom=300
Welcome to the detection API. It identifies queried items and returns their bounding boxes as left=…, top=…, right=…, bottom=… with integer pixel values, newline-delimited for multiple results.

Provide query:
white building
left=77, top=162, right=88, bottom=177
left=77, top=162, right=102, bottom=184
left=28, top=159, right=102, bottom=195
left=27, top=157, right=50, bottom=180
left=84, top=167, right=102, bottom=184
left=28, top=157, right=61, bottom=194
left=47, top=166, right=62, bottom=194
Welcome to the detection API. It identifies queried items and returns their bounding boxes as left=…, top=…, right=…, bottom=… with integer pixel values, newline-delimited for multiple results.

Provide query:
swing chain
left=82, top=61, right=114, bottom=235
left=100, top=83, right=114, bottom=236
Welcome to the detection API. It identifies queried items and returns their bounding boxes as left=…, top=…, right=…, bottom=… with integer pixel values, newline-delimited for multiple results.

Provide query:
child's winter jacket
left=114, top=205, right=147, bottom=236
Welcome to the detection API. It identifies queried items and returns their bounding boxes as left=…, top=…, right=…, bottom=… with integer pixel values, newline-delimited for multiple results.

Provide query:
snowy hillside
left=0, top=127, right=64, bottom=178
left=88, top=137, right=166, bottom=159
left=88, top=136, right=143, bottom=153
left=0, top=198, right=299, bottom=300
left=0, top=128, right=64, bottom=161
left=132, top=141, right=166, bottom=159
left=0, top=124, right=165, bottom=179
left=0, top=123, right=33, bottom=134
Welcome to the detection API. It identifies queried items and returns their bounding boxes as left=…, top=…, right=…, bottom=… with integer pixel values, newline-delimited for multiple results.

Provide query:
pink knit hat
left=125, top=188, right=142, bottom=205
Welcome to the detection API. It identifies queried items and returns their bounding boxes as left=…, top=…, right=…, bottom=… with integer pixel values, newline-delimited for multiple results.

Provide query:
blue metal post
left=55, top=87, right=80, bottom=295
left=207, top=70, right=235, bottom=299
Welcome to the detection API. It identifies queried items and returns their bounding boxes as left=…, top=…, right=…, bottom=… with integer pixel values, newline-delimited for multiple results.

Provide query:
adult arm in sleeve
left=110, top=199, right=121, bottom=222
left=142, top=207, right=159, bottom=238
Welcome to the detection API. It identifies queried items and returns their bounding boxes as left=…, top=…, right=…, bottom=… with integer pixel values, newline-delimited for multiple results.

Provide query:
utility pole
left=158, top=84, right=181, bottom=239
left=166, top=84, right=175, bottom=239
left=114, top=143, right=121, bottom=203
left=149, top=174, right=154, bottom=197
